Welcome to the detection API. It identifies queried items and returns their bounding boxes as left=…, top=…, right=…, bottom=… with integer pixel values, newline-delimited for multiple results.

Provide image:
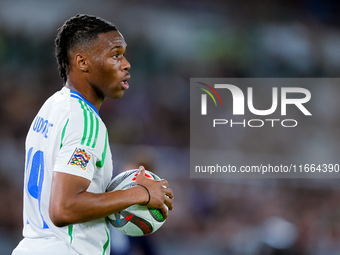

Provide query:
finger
left=138, top=167, right=146, bottom=178
left=164, top=187, right=174, bottom=200
left=161, top=179, right=169, bottom=187
left=159, top=204, right=169, bottom=220
left=164, top=196, right=173, bottom=211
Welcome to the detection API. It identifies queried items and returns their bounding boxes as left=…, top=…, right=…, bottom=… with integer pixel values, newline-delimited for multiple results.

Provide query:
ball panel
left=106, top=169, right=137, bottom=192
left=149, top=172, right=160, bottom=180
left=123, top=223, right=144, bottom=237
left=148, top=208, right=165, bottom=222
left=127, top=214, right=153, bottom=235
left=107, top=211, right=131, bottom=228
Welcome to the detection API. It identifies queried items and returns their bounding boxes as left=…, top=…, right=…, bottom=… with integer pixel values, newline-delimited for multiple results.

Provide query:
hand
left=135, top=166, right=174, bottom=219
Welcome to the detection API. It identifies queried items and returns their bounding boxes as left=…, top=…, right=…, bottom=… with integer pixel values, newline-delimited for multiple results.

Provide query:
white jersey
left=13, top=87, right=113, bottom=255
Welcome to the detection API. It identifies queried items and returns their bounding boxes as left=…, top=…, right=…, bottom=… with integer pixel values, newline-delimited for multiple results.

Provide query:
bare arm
left=49, top=166, right=173, bottom=227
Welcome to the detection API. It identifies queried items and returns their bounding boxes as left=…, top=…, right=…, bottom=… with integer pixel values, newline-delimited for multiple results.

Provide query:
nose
left=122, top=56, right=131, bottom=71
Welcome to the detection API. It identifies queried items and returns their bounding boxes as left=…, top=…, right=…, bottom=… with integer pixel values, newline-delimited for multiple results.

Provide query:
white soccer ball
left=106, top=169, right=167, bottom=236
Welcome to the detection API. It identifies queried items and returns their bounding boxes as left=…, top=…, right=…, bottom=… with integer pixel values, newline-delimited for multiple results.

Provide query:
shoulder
left=28, top=88, right=71, bottom=140
left=63, top=90, right=106, bottom=150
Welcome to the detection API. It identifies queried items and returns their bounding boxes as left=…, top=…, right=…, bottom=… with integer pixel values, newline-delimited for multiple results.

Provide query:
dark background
left=0, top=1, right=340, bottom=254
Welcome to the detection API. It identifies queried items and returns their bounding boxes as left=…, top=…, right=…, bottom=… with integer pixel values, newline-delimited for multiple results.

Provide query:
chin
left=111, top=91, right=125, bottom=99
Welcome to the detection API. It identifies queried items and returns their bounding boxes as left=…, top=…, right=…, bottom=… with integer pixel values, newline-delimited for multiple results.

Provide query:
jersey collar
left=70, top=90, right=100, bottom=116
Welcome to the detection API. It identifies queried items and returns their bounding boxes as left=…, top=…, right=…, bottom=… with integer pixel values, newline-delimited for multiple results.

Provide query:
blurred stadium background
left=1, top=0, right=340, bottom=254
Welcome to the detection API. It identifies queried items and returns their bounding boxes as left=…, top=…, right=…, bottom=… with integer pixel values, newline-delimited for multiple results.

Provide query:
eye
left=112, top=53, right=120, bottom=59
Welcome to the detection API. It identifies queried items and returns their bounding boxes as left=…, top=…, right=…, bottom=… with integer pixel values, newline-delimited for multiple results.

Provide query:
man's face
left=86, top=30, right=131, bottom=99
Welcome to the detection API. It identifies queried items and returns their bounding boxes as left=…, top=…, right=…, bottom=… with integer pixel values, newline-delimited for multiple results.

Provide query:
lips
left=121, top=74, right=130, bottom=90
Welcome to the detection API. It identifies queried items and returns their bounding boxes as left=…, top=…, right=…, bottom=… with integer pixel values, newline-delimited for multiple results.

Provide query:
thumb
left=139, top=166, right=145, bottom=175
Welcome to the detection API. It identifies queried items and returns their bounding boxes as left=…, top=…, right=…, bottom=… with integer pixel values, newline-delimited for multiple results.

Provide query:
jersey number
left=26, top=147, right=49, bottom=229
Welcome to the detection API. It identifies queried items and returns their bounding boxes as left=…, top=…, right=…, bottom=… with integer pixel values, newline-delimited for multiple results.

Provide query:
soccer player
left=12, top=14, right=174, bottom=255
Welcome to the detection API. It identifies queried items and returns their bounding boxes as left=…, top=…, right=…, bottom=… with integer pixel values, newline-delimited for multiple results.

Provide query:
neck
left=65, top=78, right=103, bottom=112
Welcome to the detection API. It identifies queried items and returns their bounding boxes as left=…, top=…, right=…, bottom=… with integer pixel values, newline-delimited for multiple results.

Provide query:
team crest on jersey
left=68, top=148, right=91, bottom=170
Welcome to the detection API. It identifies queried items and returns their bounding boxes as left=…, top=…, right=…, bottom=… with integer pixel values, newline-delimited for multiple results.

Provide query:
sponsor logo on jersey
left=68, top=148, right=91, bottom=170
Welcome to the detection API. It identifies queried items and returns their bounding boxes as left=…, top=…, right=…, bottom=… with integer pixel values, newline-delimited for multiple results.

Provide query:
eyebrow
left=109, top=45, right=126, bottom=51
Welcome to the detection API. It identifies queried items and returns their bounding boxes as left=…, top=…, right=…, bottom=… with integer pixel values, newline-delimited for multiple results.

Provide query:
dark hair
left=55, top=14, right=117, bottom=83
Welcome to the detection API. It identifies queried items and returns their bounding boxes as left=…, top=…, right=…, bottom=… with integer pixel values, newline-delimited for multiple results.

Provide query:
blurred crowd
left=162, top=178, right=340, bottom=255
left=0, top=0, right=340, bottom=254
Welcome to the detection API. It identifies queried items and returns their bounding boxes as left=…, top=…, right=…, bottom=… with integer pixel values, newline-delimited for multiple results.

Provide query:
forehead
left=96, top=30, right=127, bottom=51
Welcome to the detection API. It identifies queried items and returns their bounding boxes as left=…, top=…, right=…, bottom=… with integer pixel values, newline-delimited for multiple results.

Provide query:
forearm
left=56, top=186, right=146, bottom=227
left=49, top=172, right=148, bottom=227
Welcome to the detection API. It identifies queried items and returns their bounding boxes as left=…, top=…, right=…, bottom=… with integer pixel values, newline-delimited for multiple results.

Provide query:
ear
left=74, top=53, right=88, bottom=72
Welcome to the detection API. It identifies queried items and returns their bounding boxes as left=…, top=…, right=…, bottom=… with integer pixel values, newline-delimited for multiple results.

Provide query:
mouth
left=121, top=74, right=131, bottom=90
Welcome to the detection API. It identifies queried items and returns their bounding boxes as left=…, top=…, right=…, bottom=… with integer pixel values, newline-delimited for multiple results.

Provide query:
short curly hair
left=55, top=14, right=117, bottom=83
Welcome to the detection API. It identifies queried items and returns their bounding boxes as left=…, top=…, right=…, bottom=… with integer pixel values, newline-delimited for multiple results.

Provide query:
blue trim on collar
left=70, top=90, right=99, bottom=116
